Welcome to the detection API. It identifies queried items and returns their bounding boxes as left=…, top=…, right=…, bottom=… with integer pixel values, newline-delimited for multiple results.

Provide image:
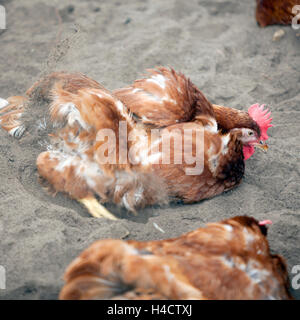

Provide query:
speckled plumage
left=0, top=68, right=270, bottom=214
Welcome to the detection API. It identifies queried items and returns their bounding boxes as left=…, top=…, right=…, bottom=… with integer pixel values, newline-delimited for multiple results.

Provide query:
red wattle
left=243, top=145, right=255, bottom=160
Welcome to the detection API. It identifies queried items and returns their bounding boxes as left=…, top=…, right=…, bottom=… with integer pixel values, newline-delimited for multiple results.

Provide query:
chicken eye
left=248, top=131, right=254, bottom=136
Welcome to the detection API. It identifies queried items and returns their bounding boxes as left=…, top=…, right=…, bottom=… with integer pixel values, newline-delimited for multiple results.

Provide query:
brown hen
left=59, top=216, right=292, bottom=300
left=0, top=68, right=272, bottom=219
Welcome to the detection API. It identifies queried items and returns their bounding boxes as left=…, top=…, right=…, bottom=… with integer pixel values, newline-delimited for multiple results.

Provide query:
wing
left=114, top=67, right=215, bottom=127
left=37, top=82, right=170, bottom=212
left=49, top=82, right=134, bottom=133
left=36, top=84, right=131, bottom=211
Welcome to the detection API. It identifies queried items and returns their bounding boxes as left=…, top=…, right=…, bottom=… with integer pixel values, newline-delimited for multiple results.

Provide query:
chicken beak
left=253, top=141, right=268, bottom=152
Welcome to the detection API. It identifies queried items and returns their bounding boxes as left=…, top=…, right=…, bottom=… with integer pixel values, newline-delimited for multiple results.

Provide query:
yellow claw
left=78, top=197, right=118, bottom=220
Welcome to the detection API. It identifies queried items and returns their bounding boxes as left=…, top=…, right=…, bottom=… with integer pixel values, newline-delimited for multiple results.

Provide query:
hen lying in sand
left=59, top=216, right=292, bottom=300
left=0, top=68, right=272, bottom=219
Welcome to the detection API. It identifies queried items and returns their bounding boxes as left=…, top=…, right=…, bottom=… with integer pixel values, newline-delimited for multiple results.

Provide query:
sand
left=0, top=0, right=299, bottom=299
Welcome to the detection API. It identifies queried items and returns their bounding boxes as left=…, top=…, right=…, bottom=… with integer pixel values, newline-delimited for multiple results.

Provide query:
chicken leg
left=78, top=197, right=117, bottom=220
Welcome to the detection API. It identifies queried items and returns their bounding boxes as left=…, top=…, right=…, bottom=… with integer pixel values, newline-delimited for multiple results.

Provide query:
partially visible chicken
left=256, top=0, right=298, bottom=27
left=0, top=68, right=272, bottom=218
left=59, top=216, right=292, bottom=300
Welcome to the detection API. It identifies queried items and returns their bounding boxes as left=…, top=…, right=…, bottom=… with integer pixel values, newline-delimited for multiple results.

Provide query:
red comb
left=259, top=220, right=273, bottom=226
left=248, top=104, right=273, bottom=140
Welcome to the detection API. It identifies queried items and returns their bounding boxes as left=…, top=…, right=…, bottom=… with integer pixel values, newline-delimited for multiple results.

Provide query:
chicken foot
left=78, top=197, right=118, bottom=220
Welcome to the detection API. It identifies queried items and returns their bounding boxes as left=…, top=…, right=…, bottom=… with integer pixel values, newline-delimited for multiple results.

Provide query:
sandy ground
left=0, top=0, right=299, bottom=299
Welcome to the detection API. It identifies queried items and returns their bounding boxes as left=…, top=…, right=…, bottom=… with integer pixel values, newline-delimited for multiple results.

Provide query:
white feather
left=0, top=98, right=9, bottom=110
left=147, top=74, right=166, bottom=89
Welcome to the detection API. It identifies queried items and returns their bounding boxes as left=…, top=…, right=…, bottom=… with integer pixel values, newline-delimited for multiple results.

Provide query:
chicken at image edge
left=59, top=216, right=292, bottom=300
left=0, top=68, right=272, bottom=219
left=256, top=0, right=299, bottom=27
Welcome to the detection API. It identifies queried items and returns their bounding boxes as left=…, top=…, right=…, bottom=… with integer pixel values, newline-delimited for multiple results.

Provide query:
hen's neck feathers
left=189, top=83, right=216, bottom=120
left=186, top=82, right=260, bottom=137
left=212, top=104, right=261, bottom=136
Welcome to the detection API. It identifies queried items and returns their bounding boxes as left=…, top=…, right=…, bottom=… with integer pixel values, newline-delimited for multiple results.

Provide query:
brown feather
left=114, top=67, right=215, bottom=127
left=256, top=0, right=298, bottom=27
left=212, top=104, right=261, bottom=135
